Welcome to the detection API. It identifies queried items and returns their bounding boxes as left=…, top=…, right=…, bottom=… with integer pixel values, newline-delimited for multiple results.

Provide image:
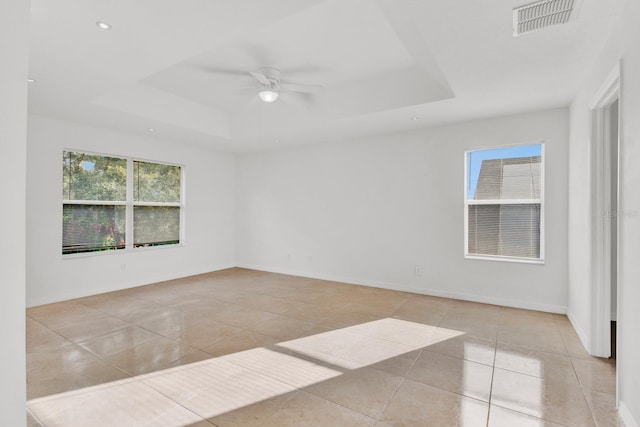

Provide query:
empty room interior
left=3, top=0, right=640, bottom=426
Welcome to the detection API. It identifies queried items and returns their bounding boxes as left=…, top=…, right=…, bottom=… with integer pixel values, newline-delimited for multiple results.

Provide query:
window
left=464, top=143, right=544, bottom=262
left=63, top=151, right=182, bottom=255
left=133, top=161, right=181, bottom=248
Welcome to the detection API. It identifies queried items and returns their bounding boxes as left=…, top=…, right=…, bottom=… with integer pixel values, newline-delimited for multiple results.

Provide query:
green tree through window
left=133, top=161, right=181, bottom=247
left=62, top=151, right=182, bottom=255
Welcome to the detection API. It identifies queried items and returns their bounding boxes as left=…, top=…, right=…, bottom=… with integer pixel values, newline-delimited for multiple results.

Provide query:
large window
left=464, top=143, right=544, bottom=262
left=63, top=151, right=182, bottom=255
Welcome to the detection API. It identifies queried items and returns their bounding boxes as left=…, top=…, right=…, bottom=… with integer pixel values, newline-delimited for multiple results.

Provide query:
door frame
left=588, top=61, right=620, bottom=362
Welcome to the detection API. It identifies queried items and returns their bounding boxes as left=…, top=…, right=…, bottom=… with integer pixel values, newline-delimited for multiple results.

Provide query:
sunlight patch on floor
left=28, top=318, right=464, bottom=426
left=278, top=318, right=463, bottom=369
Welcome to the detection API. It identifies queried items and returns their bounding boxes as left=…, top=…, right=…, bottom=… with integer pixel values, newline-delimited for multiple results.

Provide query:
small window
left=464, top=143, right=544, bottom=262
left=62, top=151, right=182, bottom=255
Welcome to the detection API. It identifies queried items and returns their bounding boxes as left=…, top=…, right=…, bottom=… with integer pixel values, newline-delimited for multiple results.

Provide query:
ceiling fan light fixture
left=96, top=21, right=112, bottom=30
left=259, top=90, right=279, bottom=103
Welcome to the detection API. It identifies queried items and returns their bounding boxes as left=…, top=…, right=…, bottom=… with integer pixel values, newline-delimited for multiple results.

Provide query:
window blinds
left=62, top=151, right=182, bottom=254
left=62, top=151, right=127, bottom=254
left=133, top=161, right=181, bottom=247
left=466, top=147, right=543, bottom=260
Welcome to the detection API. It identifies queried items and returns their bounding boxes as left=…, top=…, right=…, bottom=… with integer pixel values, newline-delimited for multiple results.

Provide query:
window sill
left=464, top=254, right=545, bottom=265
left=62, top=243, right=185, bottom=260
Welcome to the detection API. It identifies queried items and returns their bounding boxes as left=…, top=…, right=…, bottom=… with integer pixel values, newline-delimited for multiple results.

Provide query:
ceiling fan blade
left=283, top=65, right=329, bottom=75
left=193, top=65, right=246, bottom=77
left=239, top=94, right=262, bottom=113
left=249, top=71, right=270, bottom=86
left=234, top=86, right=261, bottom=94
left=279, top=91, right=309, bottom=109
left=281, top=83, right=323, bottom=94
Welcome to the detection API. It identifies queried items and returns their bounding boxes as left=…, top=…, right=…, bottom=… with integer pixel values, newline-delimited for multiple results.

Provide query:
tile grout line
left=26, top=317, right=134, bottom=386
left=490, top=318, right=574, bottom=427
left=487, top=402, right=573, bottom=427
left=28, top=271, right=618, bottom=426
left=554, top=316, right=603, bottom=427
left=26, top=407, right=45, bottom=427
left=253, top=389, right=302, bottom=427
left=375, top=347, right=425, bottom=424
left=485, top=312, right=502, bottom=427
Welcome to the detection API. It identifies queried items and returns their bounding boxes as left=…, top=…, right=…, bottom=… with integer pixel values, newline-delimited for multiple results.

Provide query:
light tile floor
left=26, top=268, right=622, bottom=426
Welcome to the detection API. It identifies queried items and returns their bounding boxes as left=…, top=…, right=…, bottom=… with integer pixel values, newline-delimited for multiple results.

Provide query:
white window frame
left=62, top=149, right=185, bottom=257
left=463, top=142, right=545, bottom=264
left=129, top=159, right=184, bottom=249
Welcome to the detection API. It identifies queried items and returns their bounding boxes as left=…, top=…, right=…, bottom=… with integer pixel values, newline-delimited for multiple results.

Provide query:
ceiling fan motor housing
left=259, top=67, right=281, bottom=89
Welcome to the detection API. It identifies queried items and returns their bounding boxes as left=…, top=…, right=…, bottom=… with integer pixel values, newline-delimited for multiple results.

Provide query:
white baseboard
left=26, top=264, right=236, bottom=307
left=236, top=263, right=567, bottom=314
left=567, top=309, right=591, bottom=354
left=619, top=401, right=639, bottom=427
left=29, top=261, right=570, bottom=316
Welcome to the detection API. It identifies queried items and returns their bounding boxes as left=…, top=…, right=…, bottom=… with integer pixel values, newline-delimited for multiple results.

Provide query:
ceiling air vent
left=513, top=0, right=583, bottom=36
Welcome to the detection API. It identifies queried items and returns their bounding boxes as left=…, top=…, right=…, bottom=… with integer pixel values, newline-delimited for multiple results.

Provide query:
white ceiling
left=28, top=0, right=622, bottom=153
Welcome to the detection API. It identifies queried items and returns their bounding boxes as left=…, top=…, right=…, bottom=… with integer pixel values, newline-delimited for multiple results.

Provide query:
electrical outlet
left=414, top=265, right=423, bottom=276
left=120, top=263, right=126, bottom=271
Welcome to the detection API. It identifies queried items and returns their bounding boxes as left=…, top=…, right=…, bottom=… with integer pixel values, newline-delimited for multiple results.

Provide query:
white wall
left=568, top=0, right=640, bottom=424
left=0, top=0, right=28, bottom=424
left=617, top=1, right=640, bottom=424
left=567, top=22, right=623, bottom=352
left=26, top=116, right=237, bottom=306
left=237, top=108, right=569, bottom=312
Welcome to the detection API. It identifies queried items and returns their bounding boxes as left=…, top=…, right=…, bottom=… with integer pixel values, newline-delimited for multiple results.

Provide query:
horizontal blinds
left=62, top=204, right=126, bottom=254
left=62, top=151, right=182, bottom=255
left=466, top=146, right=542, bottom=260
left=133, top=160, right=181, bottom=247
left=468, top=204, right=541, bottom=258
left=133, top=206, right=180, bottom=247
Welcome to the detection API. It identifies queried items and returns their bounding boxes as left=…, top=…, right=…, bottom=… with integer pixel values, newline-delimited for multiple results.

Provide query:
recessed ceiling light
left=148, top=128, right=155, bottom=132
left=411, top=117, right=419, bottom=121
left=274, top=139, right=280, bottom=143
left=96, top=21, right=112, bottom=30
left=27, top=78, right=37, bottom=83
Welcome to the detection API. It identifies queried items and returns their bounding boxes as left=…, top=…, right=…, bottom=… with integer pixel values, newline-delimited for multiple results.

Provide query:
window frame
left=463, top=142, right=545, bottom=264
left=130, top=159, right=183, bottom=249
left=62, top=149, right=185, bottom=257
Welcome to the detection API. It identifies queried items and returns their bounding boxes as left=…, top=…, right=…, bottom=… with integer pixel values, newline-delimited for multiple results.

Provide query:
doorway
left=604, top=99, right=619, bottom=360
left=589, top=62, right=620, bottom=363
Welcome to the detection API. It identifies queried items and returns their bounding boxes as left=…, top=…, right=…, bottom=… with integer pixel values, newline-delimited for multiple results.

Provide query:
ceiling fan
left=245, top=67, right=322, bottom=103
left=201, top=65, right=323, bottom=103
